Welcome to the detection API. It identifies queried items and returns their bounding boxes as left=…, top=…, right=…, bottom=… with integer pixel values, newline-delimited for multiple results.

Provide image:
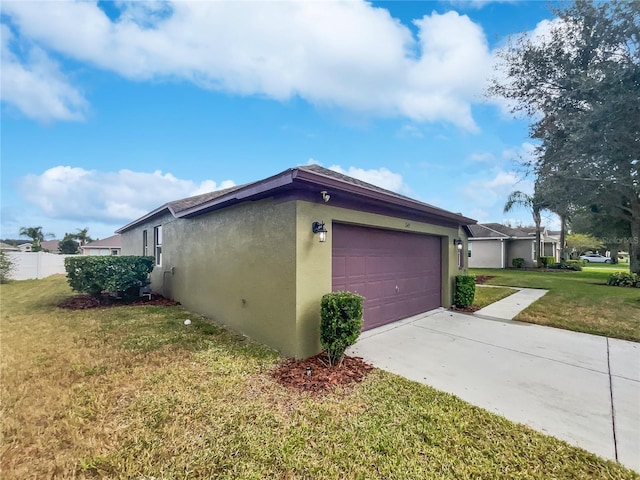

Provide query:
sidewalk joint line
left=606, top=337, right=619, bottom=462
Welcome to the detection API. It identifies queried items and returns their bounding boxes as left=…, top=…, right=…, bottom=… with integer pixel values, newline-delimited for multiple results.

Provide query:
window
left=111, top=249, right=119, bottom=256
left=143, top=229, right=148, bottom=256
left=154, top=225, right=162, bottom=266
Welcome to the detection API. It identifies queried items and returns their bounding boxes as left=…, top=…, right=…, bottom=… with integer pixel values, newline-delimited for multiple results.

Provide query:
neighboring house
left=41, top=240, right=60, bottom=253
left=81, top=235, right=122, bottom=256
left=17, top=243, right=33, bottom=252
left=117, top=164, right=476, bottom=358
left=468, top=223, right=560, bottom=269
left=0, top=242, right=20, bottom=251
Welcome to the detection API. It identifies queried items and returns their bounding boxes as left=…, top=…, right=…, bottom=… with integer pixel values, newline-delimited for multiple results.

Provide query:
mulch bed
left=474, top=275, right=495, bottom=285
left=450, top=304, right=481, bottom=313
left=272, top=353, right=374, bottom=394
left=58, top=293, right=180, bottom=310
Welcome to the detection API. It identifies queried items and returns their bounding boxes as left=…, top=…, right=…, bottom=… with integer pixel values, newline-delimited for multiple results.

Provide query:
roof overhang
left=117, top=167, right=476, bottom=233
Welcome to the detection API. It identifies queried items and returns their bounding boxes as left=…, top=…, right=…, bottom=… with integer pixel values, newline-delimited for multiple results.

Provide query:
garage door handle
left=395, top=285, right=399, bottom=293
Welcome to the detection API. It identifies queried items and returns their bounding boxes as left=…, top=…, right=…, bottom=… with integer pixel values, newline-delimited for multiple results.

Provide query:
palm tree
left=18, top=226, right=53, bottom=252
left=503, top=191, right=549, bottom=265
left=72, top=227, right=93, bottom=246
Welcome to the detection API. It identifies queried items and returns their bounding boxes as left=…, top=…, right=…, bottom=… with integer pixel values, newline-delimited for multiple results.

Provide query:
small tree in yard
left=65, top=256, right=154, bottom=299
left=320, top=291, right=364, bottom=366
left=0, top=251, right=15, bottom=283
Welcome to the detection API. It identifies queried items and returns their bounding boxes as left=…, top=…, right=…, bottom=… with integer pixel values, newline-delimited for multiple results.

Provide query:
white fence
left=5, top=252, right=74, bottom=280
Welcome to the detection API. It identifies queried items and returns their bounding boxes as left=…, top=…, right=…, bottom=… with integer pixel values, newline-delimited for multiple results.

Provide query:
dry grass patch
left=2, top=276, right=637, bottom=479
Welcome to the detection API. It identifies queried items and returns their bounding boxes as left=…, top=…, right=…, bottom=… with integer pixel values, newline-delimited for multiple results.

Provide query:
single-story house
left=117, top=165, right=476, bottom=358
left=41, top=240, right=60, bottom=253
left=0, top=242, right=20, bottom=252
left=468, top=223, right=560, bottom=269
left=81, top=235, right=122, bottom=256
left=17, top=243, right=32, bottom=252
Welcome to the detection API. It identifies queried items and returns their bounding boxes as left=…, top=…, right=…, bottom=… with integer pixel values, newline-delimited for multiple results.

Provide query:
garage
left=332, top=223, right=442, bottom=330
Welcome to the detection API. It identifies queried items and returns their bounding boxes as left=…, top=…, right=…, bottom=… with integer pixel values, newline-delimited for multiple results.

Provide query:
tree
left=59, top=235, right=80, bottom=254
left=503, top=190, right=548, bottom=265
left=71, top=228, right=93, bottom=246
left=490, top=0, right=640, bottom=273
left=18, top=226, right=53, bottom=252
left=0, top=251, right=15, bottom=283
left=566, top=233, right=604, bottom=257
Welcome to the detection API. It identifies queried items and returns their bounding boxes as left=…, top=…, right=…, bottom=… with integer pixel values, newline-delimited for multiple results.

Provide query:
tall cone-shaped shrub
left=320, top=291, right=364, bottom=366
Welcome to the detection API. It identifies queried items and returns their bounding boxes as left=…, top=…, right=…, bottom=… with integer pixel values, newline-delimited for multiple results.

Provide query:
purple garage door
left=332, top=223, right=442, bottom=331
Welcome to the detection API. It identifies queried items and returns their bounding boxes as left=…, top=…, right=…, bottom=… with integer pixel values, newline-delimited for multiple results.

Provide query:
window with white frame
left=154, top=225, right=162, bottom=266
left=143, top=229, right=148, bottom=256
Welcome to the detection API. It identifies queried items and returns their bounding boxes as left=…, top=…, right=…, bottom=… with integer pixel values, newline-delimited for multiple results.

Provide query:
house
left=117, top=165, right=476, bottom=358
left=0, top=242, right=20, bottom=252
left=17, top=243, right=33, bottom=252
left=468, top=223, right=560, bottom=269
left=41, top=240, right=60, bottom=253
left=80, top=235, right=122, bottom=256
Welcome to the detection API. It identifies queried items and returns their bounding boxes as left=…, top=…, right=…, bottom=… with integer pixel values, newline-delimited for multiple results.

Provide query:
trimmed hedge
left=320, top=291, right=364, bottom=366
left=65, top=256, right=155, bottom=298
left=549, top=260, right=584, bottom=271
left=454, top=274, right=476, bottom=307
left=607, top=272, right=640, bottom=288
left=512, top=258, right=525, bottom=268
left=539, top=256, right=556, bottom=268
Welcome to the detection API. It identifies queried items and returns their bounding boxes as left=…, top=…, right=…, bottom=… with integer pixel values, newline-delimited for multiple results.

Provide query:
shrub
left=320, top=291, right=364, bottom=366
left=548, top=261, right=583, bottom=271
left=0, top=251, right=15, bottom=283
left=65, top=256, right=155, bottom=298
left=454, top=274, right=476, bottom=307
left=512, top=258, right=525, bottom=268
left=539, top=256, right=556, bottom=268
left=607, top=272, right=640, bottom=288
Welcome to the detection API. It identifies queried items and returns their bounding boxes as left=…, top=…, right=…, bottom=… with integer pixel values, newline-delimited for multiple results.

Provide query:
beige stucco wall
left=122, top=198, right=469, bottom=359
left=294, top=200, right=467, bottom=358
left=121, top=200, right=299, bottom=357
left=469, top=240, right=504, bottom=268
left=507, top=239, right=535, bottom=268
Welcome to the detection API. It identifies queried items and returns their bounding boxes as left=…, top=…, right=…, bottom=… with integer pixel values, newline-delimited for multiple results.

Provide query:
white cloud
left=461, top=169, right=532, bottom=209
left=0, top=24, right=88, bottom=122
left=501, top=142, right=538, bottom=165
left=2, top=1, right=493, bottom=129
left=18, top=166, right=235, bottom=223
left=468, top=152, right=496, bottom=163
left=328, top=165, right=409, bottom=194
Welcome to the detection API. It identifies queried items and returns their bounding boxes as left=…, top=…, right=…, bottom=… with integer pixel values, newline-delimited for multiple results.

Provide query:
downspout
left=501, top=239, right=505, bottom=269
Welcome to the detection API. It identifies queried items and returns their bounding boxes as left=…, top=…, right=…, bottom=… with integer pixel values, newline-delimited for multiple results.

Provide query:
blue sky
left=1, top=0, right=561, bottom=241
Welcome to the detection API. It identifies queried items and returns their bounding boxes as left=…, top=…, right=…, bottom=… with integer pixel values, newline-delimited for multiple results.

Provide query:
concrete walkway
left=474, top=285, right=548, bottom=321
left=348, top=293, right=640, bottom=472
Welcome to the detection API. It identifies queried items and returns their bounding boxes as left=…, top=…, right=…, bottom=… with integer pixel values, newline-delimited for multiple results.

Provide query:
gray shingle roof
left=168, top=184, right=248, bottom=214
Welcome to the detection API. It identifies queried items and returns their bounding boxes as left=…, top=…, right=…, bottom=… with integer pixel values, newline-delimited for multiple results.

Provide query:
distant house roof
left=81, top=234, right=122, bottom=249
left=117, top=165, right=476, bottom=233
left=0, top=242, right=19, bottom=251
left=468, top=223, right=546, bottom=239
left=41, top=240, right=60, bottom=252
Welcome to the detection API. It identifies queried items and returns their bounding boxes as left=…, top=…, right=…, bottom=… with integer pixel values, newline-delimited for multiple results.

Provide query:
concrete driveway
left=348, top=309, right=640, bottom=472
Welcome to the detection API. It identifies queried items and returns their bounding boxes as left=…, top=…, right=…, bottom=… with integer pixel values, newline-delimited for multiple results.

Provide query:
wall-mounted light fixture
left=312, top=221, right=328, bottom=243
left=453, top=238, right=463, bottom=250
left=320, top=190, right=330, bottom=203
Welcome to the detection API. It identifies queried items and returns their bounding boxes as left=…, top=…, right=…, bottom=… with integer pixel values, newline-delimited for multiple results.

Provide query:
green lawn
left=470, top=267, right=640, bottom=342
left=473, top=286, right=518, bottom=308
left=1, top=276, right=637, bottom=479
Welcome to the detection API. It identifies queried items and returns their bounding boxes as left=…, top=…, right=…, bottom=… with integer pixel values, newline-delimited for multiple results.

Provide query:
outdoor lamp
left=453, top=238, right=463, bottom=250
left=312, top=221, right=328, bottom=243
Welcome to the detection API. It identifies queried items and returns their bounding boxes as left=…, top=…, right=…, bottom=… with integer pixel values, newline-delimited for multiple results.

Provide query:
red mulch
left=475, top=275, right=495, bottom=285
left=58, top=293, right=180, bottom=310
left=272, top=353, right=374, bottom=394
left=450, top=304, right=481, bottom=313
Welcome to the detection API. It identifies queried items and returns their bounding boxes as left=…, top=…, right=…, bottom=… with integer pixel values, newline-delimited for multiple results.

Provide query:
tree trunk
left=630, top=195, right=640, bottom=275
left=559, top=215, right=567, bottom=262
left=630, top=215, right=640, bottom=275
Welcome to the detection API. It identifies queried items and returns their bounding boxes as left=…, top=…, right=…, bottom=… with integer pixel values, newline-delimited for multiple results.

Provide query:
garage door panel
left=332, top=223, right=442, bottom=331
